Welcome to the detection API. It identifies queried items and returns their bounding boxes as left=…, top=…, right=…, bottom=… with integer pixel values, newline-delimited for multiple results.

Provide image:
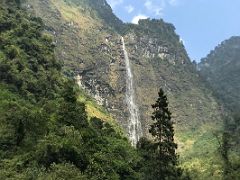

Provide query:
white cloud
left=180, top=37, right=185, bottom=45
left=131, top=14, right=148, bottom=24
left=108, top=0, right=123, bottom=9
left=168, top=0, right=178, bottom=6
left=144, top=0, right=152, bottom=9
left=125, top=5, right=134, bottom=13
left=144, top=0, right=164, bottom=16
left=143, top=0, right=181, bottom=16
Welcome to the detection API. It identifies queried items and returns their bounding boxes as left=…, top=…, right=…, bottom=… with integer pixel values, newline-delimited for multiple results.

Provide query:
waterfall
left=121, top=36, right=142, bottom=146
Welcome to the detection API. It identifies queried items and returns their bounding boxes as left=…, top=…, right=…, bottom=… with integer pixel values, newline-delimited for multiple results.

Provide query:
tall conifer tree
left=149, top=88, right=181, bottom=179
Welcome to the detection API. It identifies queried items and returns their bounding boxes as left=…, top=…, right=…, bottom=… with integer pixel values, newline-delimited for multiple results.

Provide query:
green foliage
left=0, top=5, right=62, bottom=102
left=219, top=114, right=240, bottom=179
left=57, top=80, right=88, bottom=129
left=138, top=89, right=183, bottom=180
left=39, top=163, right=87, bottom=179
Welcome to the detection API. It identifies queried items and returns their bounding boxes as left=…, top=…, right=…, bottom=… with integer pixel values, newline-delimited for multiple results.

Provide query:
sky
left=106, top=0, right=240, bottom=62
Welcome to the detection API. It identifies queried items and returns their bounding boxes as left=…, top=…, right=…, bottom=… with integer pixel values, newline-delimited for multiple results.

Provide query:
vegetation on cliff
left=198, top=36, right=240, bottom=112
left=198, top=37, right=240, bottom=179
left=138, top=89, right=184, bottom=180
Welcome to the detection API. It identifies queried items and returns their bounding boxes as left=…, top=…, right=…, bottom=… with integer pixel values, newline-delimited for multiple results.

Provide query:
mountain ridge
left=198, top=36, right=240, bottom=112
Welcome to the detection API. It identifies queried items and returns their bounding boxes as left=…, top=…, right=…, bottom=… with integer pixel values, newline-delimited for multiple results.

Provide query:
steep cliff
left=123, top=20, right=222, bottom=130
left=23, top=0, right=224, bottom=177
left=23, top=0, right=222, bottom=129
left=198, top=36, right=240, bottom=112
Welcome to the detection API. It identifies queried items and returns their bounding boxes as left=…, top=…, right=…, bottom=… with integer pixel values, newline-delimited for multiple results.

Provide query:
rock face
left=198, top=36, right=240, bottom=111
left=25, top=0, right=222, bottom=132
left=24, top=0, right=224, bottom=176
left=24, top=0, right=131, bottom=130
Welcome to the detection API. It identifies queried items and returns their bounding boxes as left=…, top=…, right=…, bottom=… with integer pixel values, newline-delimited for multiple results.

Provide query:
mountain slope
left=198, top=36, right=240, bottom=112
left=23, top=0, right=224, bottom=178
left=198, top=36, right=240, bottom=178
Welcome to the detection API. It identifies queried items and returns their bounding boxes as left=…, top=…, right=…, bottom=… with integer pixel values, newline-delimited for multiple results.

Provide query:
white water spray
left=121, top=36, right=142, bottom=146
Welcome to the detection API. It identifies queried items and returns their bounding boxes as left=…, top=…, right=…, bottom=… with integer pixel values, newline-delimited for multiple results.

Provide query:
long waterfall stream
left=121, top=37, right=142, bottom=146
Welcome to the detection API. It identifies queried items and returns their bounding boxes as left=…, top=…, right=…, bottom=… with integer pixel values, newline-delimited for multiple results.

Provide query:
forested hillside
left=198, top=36, right=240, bottom=112
left=198, top=36, right=240, bottom=179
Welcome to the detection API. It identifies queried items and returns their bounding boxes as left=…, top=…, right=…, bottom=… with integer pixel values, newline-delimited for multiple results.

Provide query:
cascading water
left=121, top=36, right=142, bottom=146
